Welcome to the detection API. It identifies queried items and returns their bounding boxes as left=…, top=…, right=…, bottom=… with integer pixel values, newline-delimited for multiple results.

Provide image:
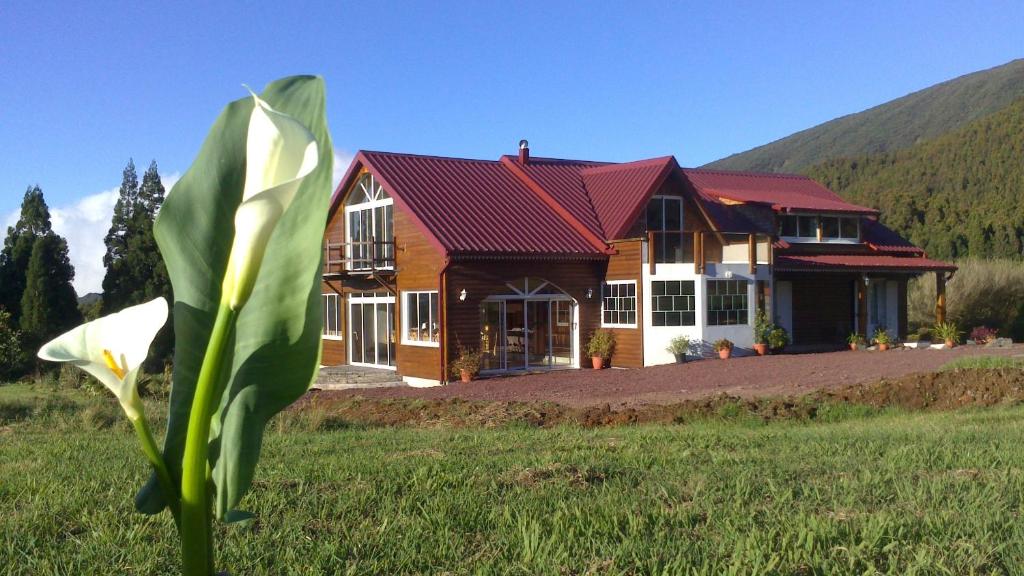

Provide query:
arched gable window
left=344, top=174, right=394, bottom=270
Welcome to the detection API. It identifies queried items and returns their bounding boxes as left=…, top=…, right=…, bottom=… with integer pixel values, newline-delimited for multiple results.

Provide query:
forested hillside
left=706, top=59, right=1024, bottom=173
left=806, top=97, right=1024, bottom=260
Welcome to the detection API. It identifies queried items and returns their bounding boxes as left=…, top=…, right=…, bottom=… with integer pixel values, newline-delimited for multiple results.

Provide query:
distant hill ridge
left=705, top=59, right=1024, bottom=173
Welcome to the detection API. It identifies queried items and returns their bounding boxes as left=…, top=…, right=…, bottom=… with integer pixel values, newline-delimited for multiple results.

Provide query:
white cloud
left=333, top=148, right=354, bottom=191
left=26, top=171, right=181, bottom=297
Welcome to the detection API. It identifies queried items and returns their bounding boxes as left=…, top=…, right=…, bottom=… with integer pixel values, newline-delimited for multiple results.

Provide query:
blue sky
left=2, top=0, right=1022, bottom=293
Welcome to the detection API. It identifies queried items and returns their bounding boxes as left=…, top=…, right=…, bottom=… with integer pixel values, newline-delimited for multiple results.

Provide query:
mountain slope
left=805, top=96, right=1024, bottom=260
left=706, top=59, right=1024, bottom=173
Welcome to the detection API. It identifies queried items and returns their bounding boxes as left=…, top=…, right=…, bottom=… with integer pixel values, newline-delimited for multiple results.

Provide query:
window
left=651, top=280, right=695, bottom=326
left=602, top=281, right=637, bottom=327
left=820, top=216, right=840, bottom=239
left=646, top=196, right=686, bottom=263
left=798, top=216, right=818, bottom=238
left=402, top=291, right=439, bottom=346
left=779, top=215, right=799, bottom=237
left=322, top=293, right=341, bottom=339
left=707, top=280, right=748, bottom=326
left=840, top=217, right=859, bottom=239
left=345, top=174, right=394, bottom=270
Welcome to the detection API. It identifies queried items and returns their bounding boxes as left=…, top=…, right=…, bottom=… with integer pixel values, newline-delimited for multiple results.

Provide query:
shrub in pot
left=847, top=331, right=865, bottom=351
left=586, top=329, right=616, bottom=369
left=934, top=321, right=962, bottom=348
left=873, top=328, right=892, bottom=351
left=713, top=338, right=734, bottom=360
left=666, top=335, right=692, bottom=363
left=449, top=347, right=482, bottom=382
left=969, top=326, right=998, bottom=345
left=752, top=310, right=770, bottom=356
left=767, top=326, right=789, bottom=354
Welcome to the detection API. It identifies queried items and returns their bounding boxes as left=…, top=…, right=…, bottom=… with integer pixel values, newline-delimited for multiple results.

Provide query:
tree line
left=806, top=96, right=1024, bottom=261
left=0, top=160, right=171, bottom=380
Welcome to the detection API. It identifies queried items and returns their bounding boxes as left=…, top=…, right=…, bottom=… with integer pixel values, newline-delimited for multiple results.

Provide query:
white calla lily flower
left=221, top=91, right=319, bottom=310
left=38, top=297, right=169, bottom=421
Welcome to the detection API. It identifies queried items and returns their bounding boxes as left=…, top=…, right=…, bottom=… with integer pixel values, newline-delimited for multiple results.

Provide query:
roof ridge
left=362, top=149, right=503, bottom=164
left=580, top=155, right=676, bottom=175
left=683, top=167, right=813, bottom=180
left=499, top=156, right=613, bottom=254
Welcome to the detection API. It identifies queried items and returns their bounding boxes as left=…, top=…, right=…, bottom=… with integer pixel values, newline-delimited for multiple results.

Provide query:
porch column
left=748, top=233, right=756, bottom=274
left=857, top=275, right=868, bottom=337
left=935, top=272, right=946, bottom=325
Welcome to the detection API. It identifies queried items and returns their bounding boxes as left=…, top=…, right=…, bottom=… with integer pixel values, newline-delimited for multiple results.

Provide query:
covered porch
left=773, top=254, right=957, bottom=346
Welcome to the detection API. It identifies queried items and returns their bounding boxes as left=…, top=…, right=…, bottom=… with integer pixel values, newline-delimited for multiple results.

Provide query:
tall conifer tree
left=19, top=233, right=82, bottom=352
left=0, top=186, right=54, bottom=323
left=101, top=159, right=139, bottom=313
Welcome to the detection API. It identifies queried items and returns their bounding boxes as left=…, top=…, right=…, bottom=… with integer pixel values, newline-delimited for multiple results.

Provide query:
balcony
left=646, top=231, right=769, bottom=274
left=323, top=239, right=396, bottom=276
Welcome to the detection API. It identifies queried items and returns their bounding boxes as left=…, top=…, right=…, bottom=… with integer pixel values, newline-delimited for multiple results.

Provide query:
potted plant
left=934, top=321, right=963, bottom=348
left=713, top=338, right=734, bottom=360
left=449, top=347, right=482, bottom=382
left=767, top=326, right=789, bottom=354
left=847, top=331, right=865, bottom=351
left=586, top=329, right=616, bottom=369
left=752, top=310, right=770, bottom=356
left=873, top=328, right=892, bottom=351
left=666, top=335, right=692, bottom=363
left=970, top=326, right=998, bottom=345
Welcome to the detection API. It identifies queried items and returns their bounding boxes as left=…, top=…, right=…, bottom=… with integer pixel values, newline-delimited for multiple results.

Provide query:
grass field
left=3, top=383, right=1024, bottom=575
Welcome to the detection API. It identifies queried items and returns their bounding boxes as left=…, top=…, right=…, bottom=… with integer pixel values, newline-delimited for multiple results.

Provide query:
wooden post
left=748, top=233, right=756, bottom=274
left=936, top=272, right=946, bottom=325
left=692, top=231, right=701, bottom=274
left=647, top=231, right=655, bottom=275
left=857, top=275, right=868, bottom=337
left=696, top=231, right=705, bottom=275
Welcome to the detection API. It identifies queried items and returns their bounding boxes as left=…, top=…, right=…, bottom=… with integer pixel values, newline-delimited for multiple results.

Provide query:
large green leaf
left=137, top=76, right=331, bottom=520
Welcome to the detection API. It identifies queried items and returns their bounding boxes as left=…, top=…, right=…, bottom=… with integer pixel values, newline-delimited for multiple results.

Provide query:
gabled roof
left=332, top=151, right=604, bottom=258
left=775, top=254, right=956, bottom=273
left=581, top=157, right=677, bottom=240
left=682, top=168, right=879, bottom=215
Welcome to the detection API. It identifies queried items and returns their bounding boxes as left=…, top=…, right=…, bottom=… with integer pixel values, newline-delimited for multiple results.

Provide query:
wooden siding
left=444, top=260, right=605, bottom=372
left=603, top=239, right=644, bottom=368
left=393, top=208, right=444, bottom=380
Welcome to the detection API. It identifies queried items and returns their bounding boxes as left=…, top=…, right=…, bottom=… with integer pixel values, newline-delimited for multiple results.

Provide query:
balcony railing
left=647, top=231, right=769, bottom=274
left=323, top=239, right=396, bottom=275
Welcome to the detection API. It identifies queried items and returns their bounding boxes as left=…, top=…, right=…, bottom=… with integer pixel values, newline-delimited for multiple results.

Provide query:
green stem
left=132, top=415, right=181, bottom=527
left=180, top=304, right=237, bottom=576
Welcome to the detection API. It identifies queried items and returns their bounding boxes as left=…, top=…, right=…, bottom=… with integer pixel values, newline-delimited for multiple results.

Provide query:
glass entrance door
left=480, top=298, right=575, bottom=372
left=349, top=294, right=395, bottom=368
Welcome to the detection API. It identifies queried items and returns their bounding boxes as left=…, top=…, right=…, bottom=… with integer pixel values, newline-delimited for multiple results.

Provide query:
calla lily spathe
left=220, top=92, right=319, bottom=310
left=38, top=297, right=168, bottom=421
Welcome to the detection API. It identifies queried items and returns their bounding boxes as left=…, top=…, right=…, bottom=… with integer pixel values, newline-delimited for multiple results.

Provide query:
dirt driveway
left=328, top=345, right=1024, bottom=408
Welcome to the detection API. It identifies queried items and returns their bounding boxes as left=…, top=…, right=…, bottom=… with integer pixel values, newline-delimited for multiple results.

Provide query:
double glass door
left=480, top=299, right=575, bottom=372
left=349, top=294, right=396, bottom=368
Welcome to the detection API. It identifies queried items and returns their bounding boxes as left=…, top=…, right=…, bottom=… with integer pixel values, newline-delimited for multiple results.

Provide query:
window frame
left=706, top=279, right=749, bottom=326
left=601, top=280, right=638, bottom=329
left=779, top=213, right=861, bottom=244
left=401, top=290, right=440, bottom=347
left=344, top=174, right=395, bottom=271
left=650, top=280, right=696, bottom=327
left=321, top=293, right=342, bottom=340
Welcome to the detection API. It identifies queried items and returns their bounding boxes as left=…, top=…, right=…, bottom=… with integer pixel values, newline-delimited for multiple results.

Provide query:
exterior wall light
left=459, top=289, right=467, bottom=302
left=585, top=288, right=593, bottom=299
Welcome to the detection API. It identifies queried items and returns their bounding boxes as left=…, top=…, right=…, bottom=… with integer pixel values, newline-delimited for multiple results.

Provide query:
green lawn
left=3, top=384, right=1024, bottom=574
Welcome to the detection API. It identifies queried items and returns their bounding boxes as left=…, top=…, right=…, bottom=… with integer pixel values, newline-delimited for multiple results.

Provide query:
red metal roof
left=682, top=169, right=879, bottom=215
left=581, top=157, right=676, bottom=239
left=505, top=156, right=609, bottom=239
left=349, top=151, right=603, bottom=257
left=775, top=254, right=956, bottom=272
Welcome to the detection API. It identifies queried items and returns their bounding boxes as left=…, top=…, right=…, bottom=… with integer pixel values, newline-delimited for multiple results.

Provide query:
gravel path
left=327, top=345, right=1024, bottom=408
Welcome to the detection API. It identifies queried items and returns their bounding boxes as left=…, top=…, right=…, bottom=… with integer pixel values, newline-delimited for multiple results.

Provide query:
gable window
left=651, top=280, right=695, bottom=326
left=402, top=291, right=439, bottom=346
left=707, top=280, right=748, bottom=326
left=646, top=196, right=685, bottom=263
left=345, top=174, right=394, bottom=270
left=601, top=281, right=637, bottom=328
left=322, top=293, right=341, bottom=339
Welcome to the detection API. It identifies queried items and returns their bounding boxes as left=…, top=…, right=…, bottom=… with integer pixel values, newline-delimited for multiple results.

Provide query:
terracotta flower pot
left=718, top=348, right=732, bottom=360
left=945, top=339, right=955, bottom=348
left=849, top=343, right=858, bottom=351
left=878, top=343, right=889, bottom=351
left=753, top=343, right=768, bottom=356
left=592, top=356, right=604, bottom=369
left=459, top=369, right=472, bottom=383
